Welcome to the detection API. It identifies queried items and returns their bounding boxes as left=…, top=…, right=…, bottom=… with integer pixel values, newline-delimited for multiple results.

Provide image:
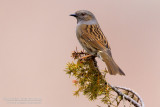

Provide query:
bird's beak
left=70, top=14, right=77, bottom=17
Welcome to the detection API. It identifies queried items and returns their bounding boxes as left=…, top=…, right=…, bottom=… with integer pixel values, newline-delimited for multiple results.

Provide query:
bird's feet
left=79, top=54, right=93, bottom=60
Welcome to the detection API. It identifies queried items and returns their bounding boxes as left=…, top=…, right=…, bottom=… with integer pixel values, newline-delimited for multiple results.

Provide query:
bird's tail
left=97, top=51, right=125, bottom=75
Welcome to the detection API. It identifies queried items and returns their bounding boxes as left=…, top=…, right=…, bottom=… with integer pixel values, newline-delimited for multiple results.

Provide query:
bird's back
left=76, top=24, right=110, bottom=54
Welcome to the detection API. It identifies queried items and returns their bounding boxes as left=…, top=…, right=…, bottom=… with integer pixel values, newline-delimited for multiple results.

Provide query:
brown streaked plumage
left=70, top=10, right=125, bottom=75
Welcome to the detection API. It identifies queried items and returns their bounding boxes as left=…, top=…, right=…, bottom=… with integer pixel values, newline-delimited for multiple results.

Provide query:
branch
left=108, top=84, right=144, bottom=107
left=65, top=50, right=144, bottom=107
left=114, top=86, right=145, bottom=107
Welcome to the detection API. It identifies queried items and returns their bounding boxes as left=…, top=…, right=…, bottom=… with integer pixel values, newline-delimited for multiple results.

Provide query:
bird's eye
left=81, top=13, right=86, bottom=16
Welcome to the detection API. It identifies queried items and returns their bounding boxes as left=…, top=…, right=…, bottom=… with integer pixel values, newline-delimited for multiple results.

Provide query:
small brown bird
left=70, top=10, right=125, bottom=75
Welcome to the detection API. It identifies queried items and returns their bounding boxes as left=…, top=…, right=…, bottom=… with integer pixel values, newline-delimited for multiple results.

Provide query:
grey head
left=70, top=10, right=98, bottom=25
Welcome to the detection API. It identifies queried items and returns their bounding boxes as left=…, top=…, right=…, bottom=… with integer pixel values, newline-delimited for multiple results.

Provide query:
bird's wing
left=79, top=24, right=111, bottom=51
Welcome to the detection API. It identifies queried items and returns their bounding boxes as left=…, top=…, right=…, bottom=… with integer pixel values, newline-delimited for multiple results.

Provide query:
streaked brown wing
left=80, top=24, right=110, bottom=51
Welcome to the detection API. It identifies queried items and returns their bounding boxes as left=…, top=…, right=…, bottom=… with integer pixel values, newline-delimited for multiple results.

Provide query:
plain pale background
left=0, top=0, right=160, bottom=107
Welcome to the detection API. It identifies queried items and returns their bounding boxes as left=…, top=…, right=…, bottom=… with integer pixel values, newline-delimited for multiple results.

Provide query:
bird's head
left=70, top=10, right=96, bottom=23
